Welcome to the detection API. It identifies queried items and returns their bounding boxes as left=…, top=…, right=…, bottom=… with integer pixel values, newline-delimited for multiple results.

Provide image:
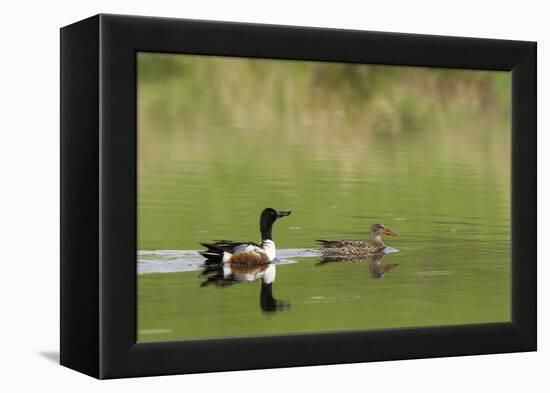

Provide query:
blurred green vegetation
left=137, top=53, right=510, bottom=341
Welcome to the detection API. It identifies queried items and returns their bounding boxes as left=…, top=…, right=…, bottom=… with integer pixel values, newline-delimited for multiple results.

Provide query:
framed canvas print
left=60, top=14, right=536, bottom=379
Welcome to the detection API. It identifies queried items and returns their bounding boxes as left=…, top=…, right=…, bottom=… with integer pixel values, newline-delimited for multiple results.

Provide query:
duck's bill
left=277, top=210, right=291, bottom=218
left=383, top=228, right=399, bottom=236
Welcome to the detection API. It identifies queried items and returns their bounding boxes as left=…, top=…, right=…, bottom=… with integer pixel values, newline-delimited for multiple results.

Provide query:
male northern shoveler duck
left=316, top=223, right=399, bottom=260
left=199, top=207, right=291, bottom=265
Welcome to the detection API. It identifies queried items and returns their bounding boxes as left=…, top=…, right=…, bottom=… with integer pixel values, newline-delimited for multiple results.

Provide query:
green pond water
left=137, top=53, right=511, bottom=342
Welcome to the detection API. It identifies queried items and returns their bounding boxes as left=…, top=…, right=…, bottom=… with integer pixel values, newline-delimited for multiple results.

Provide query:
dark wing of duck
left=212, top=240, right=262, bottom=249
left=199, top=240, right=261, bottom=264
left=316, top=240, right=342, bottom=248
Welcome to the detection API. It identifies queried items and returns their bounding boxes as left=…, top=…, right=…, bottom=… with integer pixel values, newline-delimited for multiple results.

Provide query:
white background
left=0, top=0, right=546, bottom=391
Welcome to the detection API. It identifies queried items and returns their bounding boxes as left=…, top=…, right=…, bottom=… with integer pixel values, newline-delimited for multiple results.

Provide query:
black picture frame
left=60, top=14, right=536, bottom=379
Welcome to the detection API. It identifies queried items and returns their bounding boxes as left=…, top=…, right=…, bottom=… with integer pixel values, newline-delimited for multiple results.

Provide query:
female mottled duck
left=316, top=223, right=399, bottom=260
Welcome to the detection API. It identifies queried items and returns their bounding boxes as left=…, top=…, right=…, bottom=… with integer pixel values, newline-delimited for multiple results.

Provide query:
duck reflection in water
left=317, top=252, right=399, bottom=279
left=199, top=262, right=290, bottom=312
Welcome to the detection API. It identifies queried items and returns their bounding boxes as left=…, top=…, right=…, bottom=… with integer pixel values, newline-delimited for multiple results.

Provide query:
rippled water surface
left=137, top=53, right=510, bottom=341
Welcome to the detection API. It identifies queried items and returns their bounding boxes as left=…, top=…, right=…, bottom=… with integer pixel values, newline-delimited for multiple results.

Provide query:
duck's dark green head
left=260, top=208, right=291, bottom=240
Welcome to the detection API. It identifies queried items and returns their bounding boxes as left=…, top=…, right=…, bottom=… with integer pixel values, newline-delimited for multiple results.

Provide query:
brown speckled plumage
left=316, top=223, right=399, bottom=261
left=316, top=240, right=385, bottom=260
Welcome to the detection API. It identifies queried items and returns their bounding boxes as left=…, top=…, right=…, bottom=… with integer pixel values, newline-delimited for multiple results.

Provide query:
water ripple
left=137, top=248, right=322, bottom=274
